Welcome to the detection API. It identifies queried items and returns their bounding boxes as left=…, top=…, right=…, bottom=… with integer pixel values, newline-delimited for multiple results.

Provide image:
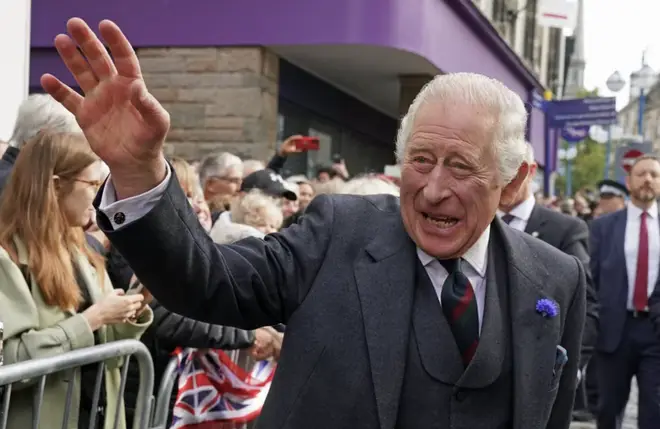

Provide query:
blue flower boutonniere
left=536, top=298, right=559, bottom=318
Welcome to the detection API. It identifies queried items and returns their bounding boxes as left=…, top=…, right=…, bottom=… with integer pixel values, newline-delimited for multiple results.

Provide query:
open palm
left=41, top=18, right=169, bottom=175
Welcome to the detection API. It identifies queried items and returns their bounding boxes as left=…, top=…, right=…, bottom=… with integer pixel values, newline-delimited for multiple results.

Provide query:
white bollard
left=0, top=0, right=32, bottom=141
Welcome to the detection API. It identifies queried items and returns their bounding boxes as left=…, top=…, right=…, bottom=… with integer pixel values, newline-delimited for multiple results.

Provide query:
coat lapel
left=612, top=210, right=628, bottom=281
left=355, top=212, right=416, bottom=429
left=73, top=250, right=103, bottom=305
left=495, top=221, right=563, bottom=429
left=524, top=204, right=546, bottom=237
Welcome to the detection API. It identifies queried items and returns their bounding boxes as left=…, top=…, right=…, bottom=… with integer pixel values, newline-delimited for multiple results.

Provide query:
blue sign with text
left=561, top=126, right=590, bottom=143
left=546, top=97, right=617, bottom=128
left=531, top=91, right=545, bottom=110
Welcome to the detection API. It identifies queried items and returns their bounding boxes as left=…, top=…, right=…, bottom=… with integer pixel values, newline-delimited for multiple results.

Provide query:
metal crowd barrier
left=0, top=340, right=154, bottom=429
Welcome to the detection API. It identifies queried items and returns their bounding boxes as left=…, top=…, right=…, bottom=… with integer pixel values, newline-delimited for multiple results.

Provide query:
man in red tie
left=589, top=155, right=660, bottom=429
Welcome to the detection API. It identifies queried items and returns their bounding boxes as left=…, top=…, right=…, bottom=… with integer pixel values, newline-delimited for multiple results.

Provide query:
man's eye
left=450, top=162, right=470, bottom=170
left=413, top=156, right=430, bottom=164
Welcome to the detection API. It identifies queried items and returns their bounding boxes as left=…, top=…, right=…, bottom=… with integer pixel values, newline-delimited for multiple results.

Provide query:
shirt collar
left=416, top=224, right=490, bottom=277
left=628, top=200, right=658, bottom=219
left=497, top=193, right=536, bottom=222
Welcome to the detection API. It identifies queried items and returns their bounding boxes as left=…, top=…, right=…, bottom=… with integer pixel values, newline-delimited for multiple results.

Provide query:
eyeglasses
left=73, top=178, right=103, bottom=189
left=211, top=176, right=242, bottom=185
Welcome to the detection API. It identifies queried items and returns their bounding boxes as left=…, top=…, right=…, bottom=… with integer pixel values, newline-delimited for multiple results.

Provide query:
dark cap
left=597, top=179, right=628, bottom=198
left=241, top=169, right=297, bottom=200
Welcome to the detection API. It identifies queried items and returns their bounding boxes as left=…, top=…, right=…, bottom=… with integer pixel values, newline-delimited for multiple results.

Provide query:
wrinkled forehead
left=408, top=101, right=498, bottom=152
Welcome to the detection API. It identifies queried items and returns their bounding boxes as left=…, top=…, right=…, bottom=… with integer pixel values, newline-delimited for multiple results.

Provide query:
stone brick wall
left=137, top=46, right=280, bottom=161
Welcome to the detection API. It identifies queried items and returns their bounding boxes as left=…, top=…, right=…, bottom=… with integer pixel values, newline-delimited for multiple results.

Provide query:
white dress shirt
left=416, top=226, right=490, bottom=333
left=100, top=163, right=173, bottom=229
left=496, top=194, right=536, bottom=232
left=624, top=201, right=660, bottom=310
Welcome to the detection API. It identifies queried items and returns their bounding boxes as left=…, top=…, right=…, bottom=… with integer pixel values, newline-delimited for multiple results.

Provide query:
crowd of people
left=0, top=93, right=404, bottom=429
left=1, top=16, right=660, bottom=429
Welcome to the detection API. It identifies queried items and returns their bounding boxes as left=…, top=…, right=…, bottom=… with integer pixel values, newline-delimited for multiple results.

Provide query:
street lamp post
left=630, top=61, right=656, bottom=136
left=559, top=146, right=578, bottom=196
left=605, top=71, right=626, bottom=179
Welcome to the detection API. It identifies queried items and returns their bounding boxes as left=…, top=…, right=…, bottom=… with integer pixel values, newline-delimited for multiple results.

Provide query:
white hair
left=340, top=176, right=400, bottom=197
left=9, top=94, right=81, bottom=148
left=524, top=142, right=535, bottom=164
left=198, top=152, right=243, bottom=183
left=242, top=159, right=266, bottom=177
left=210, top=222, right=265, bottom=244
left=395, top=73, right=528, bottom=184
left=230, top=189, right=283, bottom=230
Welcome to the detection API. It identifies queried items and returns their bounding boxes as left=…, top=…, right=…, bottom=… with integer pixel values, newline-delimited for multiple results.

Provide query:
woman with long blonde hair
left=0, top=132, right=153, bottom=429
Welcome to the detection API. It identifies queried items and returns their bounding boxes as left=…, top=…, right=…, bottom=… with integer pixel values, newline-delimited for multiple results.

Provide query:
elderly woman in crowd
left=0, top=132, right=152, bottom=429
left=339, top=175, right=400, bottom=197
left=227, top=189, right=284, bottom=234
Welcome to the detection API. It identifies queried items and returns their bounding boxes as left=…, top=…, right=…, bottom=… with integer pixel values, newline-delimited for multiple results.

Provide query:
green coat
left=0, top=237, right=153, bottom=429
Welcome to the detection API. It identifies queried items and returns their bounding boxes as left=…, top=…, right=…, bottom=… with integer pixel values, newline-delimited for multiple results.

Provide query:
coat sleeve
left=546, top=257, right=587, bottom=429
left=0, top=250, right=95, bottom=389
left=150, top=300, right=255, bottom=350
left=560, top=219, right=598, bottom=369
left=97, top=177, right=336, bottom=330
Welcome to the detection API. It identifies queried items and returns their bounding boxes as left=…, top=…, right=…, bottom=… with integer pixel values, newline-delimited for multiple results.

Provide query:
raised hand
left=41, top=18, right=169, bottom=199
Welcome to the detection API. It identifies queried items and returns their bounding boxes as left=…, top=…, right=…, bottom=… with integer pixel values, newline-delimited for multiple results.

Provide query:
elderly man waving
left=43, top=18, right=585, bottom=429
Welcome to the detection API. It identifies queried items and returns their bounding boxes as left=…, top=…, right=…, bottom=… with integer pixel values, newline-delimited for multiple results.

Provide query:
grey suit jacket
left=96, top=178, right=586, bottom=429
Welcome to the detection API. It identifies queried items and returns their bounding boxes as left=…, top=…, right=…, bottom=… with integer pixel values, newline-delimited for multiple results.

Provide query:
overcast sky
left=582, top=0, right=659, bottom=108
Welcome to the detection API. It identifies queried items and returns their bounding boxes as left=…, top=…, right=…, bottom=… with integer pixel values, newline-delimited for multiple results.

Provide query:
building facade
left=473, top=0, right=568, bottom=97
left=30, top=0, right=548, bottom=176
left=618, top=81, right=660, bottom=152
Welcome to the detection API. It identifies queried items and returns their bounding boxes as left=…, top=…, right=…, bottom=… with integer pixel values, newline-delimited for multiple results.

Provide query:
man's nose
left=423, top=166, right=452, bottom=203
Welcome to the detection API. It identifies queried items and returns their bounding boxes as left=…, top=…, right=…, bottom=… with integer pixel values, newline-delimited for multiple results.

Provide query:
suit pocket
left=549, top=345, right=568, bottom=391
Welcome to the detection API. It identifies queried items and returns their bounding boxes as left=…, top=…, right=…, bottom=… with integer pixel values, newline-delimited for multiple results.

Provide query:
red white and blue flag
left=170, top=348, right=276, bottom=429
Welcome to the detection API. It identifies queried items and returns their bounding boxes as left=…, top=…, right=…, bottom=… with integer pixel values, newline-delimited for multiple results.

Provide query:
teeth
left=426, top=216, right=457, bottom=228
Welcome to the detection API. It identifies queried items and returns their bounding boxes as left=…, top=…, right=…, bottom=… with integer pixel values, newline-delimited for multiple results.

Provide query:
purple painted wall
left=30, top=0, right=547, bottom=165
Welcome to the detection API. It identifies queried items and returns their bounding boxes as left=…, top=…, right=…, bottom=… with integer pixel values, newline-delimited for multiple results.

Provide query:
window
left=523, top=0, right=538, bottom=64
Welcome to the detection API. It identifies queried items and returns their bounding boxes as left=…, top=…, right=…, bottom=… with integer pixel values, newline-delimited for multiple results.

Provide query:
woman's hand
left=83, top=288, right=144, bottom=330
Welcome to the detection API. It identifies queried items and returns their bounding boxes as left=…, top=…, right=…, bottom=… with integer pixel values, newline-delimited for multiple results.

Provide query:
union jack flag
left=170, top=348, right=276, bottom=429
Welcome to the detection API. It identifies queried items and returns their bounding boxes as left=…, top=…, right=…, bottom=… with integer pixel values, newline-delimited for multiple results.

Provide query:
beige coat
left=0, top=237, right=153, bottom=429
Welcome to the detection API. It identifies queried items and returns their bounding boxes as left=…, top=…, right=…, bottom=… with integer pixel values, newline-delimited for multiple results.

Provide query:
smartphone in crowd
left=294, top=136, right=320, bottom=151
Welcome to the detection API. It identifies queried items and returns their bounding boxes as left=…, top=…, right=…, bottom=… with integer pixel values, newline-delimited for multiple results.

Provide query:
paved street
left=570, top=379, right=638, bottom=429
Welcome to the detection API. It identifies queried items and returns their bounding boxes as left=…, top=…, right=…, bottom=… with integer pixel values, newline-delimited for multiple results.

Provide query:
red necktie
left=633, top=212, right=649, bottom=311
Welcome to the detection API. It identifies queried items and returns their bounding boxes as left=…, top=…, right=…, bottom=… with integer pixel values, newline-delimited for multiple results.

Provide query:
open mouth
left=423, top=213, right=459, bottom=229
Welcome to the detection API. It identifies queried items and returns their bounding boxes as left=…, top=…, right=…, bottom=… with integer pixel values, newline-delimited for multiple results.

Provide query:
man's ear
left=500, top=162, right=530, bottom=207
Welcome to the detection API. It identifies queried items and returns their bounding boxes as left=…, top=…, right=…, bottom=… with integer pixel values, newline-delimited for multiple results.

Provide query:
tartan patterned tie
left=501, top=213, right=515, bottom=225
left=439, top=258, right=480, bottom=367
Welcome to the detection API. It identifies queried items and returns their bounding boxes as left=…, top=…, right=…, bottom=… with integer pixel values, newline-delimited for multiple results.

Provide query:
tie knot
left=438, top=258, right=460, bottom=273
left=501, top=213, right=515, bottom=225
left=641, top=211, right=648, bottom=220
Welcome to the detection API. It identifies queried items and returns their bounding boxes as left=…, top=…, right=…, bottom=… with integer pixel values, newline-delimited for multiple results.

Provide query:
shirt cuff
left=99, top=164, right=172, bottom=229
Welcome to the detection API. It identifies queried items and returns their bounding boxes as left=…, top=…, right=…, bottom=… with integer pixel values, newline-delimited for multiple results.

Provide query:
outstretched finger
left=130, top=82, right=170, bottom=136
left=67, top=18, right=117, bottom=81
left=53, top=34, right=99, bottom=94
left=40, top=74, right=83, bottom=115
left=99, top=20, right=141, bottom=79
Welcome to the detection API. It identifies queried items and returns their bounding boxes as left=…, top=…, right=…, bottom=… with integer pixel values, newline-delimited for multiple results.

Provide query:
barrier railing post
left=0, top=340, right=154, bottom=429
